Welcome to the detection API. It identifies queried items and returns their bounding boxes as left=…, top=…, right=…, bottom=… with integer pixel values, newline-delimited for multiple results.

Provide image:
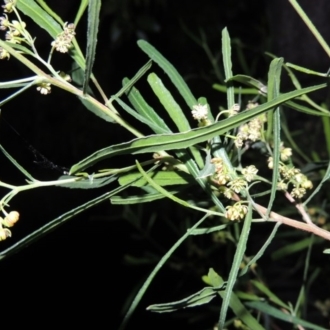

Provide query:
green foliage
left=1, top=0, right=330, bottom=329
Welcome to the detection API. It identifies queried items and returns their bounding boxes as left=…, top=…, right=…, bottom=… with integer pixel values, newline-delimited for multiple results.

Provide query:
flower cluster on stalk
left=0, top=0, right=29, bottom=59
left=210, top=157, right=258, bottom=221
left=51, top=22, right=76, bottom=53
left=235, top=109, right=266, bottom=148
left=1, top=0, right=16, bottom=13
left=268, top=157, right=313, bottom=199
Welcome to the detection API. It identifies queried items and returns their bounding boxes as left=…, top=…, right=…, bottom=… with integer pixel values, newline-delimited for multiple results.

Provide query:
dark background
left=0, top=0, right=330, bottom=329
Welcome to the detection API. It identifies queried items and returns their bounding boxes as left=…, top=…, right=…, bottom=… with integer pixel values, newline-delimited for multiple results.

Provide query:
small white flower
left=36, top=82, right=51, bottom=95
left=228, top=103, right=240, bottom=117
left=227, top=178, right=247, bottom=194
left=192, top=104, right=208, bottom=120
left=242, top=165, right=258, bottom=182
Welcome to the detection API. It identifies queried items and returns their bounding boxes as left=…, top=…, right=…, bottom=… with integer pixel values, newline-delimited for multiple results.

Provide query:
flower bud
left=0, top=228, right=11, bottom=241
left=3, top=211, right=19, bottom=227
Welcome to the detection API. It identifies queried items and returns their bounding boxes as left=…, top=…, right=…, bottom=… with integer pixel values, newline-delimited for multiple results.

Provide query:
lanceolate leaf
left=123, top=78, right=170, bottom=134
left=265, top=58, right=283, bottom=218
left=147, top=73, right=191, bottom=132
left=69, top=83, right=326, bottom=174
left=218, top=204, right=253, bottom=329
left=137, top=40, right=197, bottom=108
left=118, top=170, right=193, bottom=187
left=147, top=286, right=222, bottom=313
left=227, top=74, right=267, bottom=95
left=246, top=301, right=327, bottom=330
left=83, top=0, right=101, bottom=94
left=208, top=268, right=265, bottom=330
left=35, top=0, right=64, bottom=25
left=17, top=0, right=62, bottom=38
left=74, top=0, right=89, bottom=26
left=110, top=190, right=181, bottom=204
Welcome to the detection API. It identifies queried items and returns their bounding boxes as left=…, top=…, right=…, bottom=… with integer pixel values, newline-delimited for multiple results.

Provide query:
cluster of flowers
left=191, top=101, right=314, bottom=221
left=268, top=157, right=313, bottom=199
left=0, top=210, right=19, bottom=241
left=211, top=157, right=258, bottom=221
left=0, top=0, right=75, bottom=95
left=51, top=22, right=76, bottom=54
left=0, top=0, right=23, bottom=59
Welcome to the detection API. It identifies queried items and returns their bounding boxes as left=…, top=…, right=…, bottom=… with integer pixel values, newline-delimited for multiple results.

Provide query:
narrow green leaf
left=70, top=62, right=93, bottom=94
left=246, top=301, right=327, bottom=330
left=322, top=116, right=330, bottom=156
left=222, top=28, right=235, bottom=108
left=36, top=0, right=64, bottom=25
left=190, top=224, right=228, bottom=235
left=110, top=60, right=152, bottom=102
left=111, top=190, right=180, bottom=204
left=0, top=81, right=35, bottom=107
left=304, top=159, right=330, bottom=205
left=286, top=62, right=328, bottom=77
left=17, top=0, right=62, bottom=38
left=114, top=96, right=165, bottom=133
left=118, top=170, right=193, bottom=187
left=78, top=95, right=116, bottom=122
left=4, top=42, right=35, bottom=56
left=83, top=0, right=101, bottom=94
left=286, top=100, right=330, bottom=117
left=147, top=73, right=191, bottom=132
left=213, top=83, right=259, bottom=95
left=135, top=161, right=223, bottom=217
left=74, top=0, right=89, bottom=26
left=250, top=280, right=289, bottom=309
left=69, top=83, right=326, bottom=174
left=137, top=40, right=197, bottom=108
left=227, top=74, right=267, bottom=95
left=124, top=78, right=170, bottom=134
left=271, top=237, right=323, bottom=260
left=266, top=58, right=283, bottom=218
left=239, top=221, right=281, bottom=277
left=288, top=0, right=330, bottom=58
left=147, top=286, right=221, bottom=313
left=218, top=204, right=252, bottom=329
left=208, top=268, right=265, bottom=330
